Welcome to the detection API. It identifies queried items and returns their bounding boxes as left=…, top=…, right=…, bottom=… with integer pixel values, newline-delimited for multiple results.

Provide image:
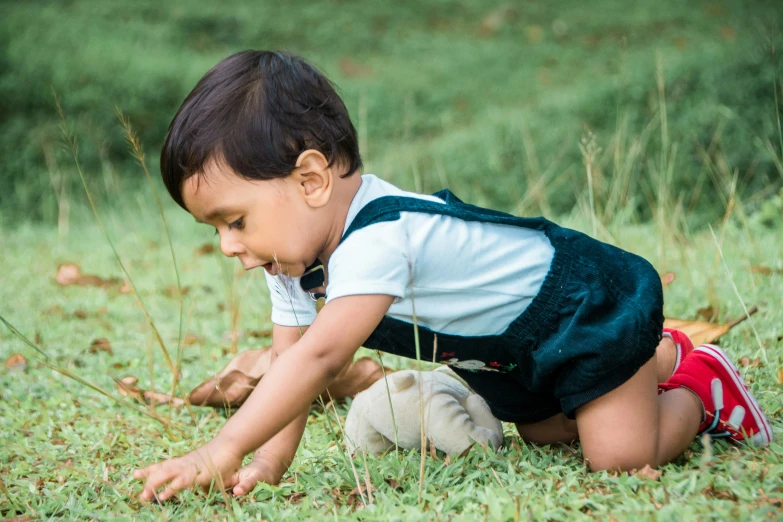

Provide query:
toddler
left=134, top=51, right=773, bottom=501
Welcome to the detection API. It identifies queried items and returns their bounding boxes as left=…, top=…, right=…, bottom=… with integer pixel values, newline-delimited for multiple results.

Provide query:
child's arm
left=230, top=323, right=309, bottom=495
left=134, top=293, right=394, bottom=501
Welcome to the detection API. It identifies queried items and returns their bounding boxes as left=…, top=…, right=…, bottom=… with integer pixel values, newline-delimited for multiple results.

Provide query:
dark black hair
left=160, top=50, right=362, bottom=209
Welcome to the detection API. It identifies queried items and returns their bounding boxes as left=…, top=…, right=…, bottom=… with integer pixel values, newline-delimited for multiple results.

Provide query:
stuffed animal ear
left=434, top=365, right=471, bottom=390
left=389, top=371, right=416, bottom=392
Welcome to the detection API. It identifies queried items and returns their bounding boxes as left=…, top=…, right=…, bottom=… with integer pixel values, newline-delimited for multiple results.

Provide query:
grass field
left=1, top=184, right=782, bottom=520
left=2, top=0, right=783, bottom=520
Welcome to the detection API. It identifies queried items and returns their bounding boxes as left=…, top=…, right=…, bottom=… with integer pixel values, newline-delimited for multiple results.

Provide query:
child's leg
left=575, top=354, right=702, bottom=471
left=516, top=335, right=680, bottom=446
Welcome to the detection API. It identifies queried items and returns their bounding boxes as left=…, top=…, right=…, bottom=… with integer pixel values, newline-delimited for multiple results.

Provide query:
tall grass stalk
left=117, top=110, right=187, bottom=417
left=707, top=225, right=769, bottom=369
left=53, top=91, right=176, bottom=374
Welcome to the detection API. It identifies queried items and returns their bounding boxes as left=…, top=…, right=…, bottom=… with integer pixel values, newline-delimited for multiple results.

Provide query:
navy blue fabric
left=338, top=189, right=664, bottom=423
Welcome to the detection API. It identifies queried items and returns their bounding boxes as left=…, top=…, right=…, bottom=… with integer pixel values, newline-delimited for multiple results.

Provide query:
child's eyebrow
left=194, top=206, right=230, bottom=224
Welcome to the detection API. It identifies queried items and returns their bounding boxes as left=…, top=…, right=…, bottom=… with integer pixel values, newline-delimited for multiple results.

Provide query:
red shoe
left=659, top=344, right=773, bottom=446
left=662, top=328, right=694, bottom=374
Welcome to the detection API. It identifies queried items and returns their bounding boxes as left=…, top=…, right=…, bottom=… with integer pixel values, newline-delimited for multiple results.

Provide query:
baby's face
left=182, top=159, right=322, bottom=278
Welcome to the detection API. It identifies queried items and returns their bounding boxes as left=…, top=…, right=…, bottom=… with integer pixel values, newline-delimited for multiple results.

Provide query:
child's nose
left=220, top=235, right=245, bottom=257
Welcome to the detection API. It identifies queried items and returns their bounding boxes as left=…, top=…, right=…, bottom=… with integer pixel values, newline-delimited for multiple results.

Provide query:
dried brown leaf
left=339, top=58, right=373, bottom=78
left=182, top=333, right=199, bottom=346
left=695, top=305, right=718, bottom=322
left=89, top=338, right=113, bottom=355
left=349, top=483, right=374, bottom=496
left=384, top=478, right=402, bottom=490
left=634, top=465, right=662, bottom=481
left=702, top=485, right=738, bottom=501
left=163, top=285, right=190, bottom=298
left=115, top=376, right=185, bottom=407
left=55, top=263, right=119, bottom=288
left=5, top=353, right=27, bottom=372
left=195, top=243, right=215, bottom=256
left=429, top=437, right=438, bottom=460
left=751, top=265, right=783, bottom=276
left=664, top=306, right=757, bottom=346
left=660, top=272, right=676, bottom=286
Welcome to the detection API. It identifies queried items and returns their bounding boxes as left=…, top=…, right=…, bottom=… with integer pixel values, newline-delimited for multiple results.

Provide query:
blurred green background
left=1, top=0, right=782, bottom=223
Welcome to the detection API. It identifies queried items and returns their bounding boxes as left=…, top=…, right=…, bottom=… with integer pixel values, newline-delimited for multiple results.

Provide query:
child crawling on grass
left=134, top=50, right=773, bottom=501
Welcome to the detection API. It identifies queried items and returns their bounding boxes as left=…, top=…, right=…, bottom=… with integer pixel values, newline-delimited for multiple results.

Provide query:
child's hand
left=133, top=440, right=244, bottom=502
left=231, top=453, right=286, bottom=496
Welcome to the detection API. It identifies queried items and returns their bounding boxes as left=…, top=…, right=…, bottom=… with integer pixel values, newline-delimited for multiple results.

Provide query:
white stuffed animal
left=344, top=366, right=503, bottom=455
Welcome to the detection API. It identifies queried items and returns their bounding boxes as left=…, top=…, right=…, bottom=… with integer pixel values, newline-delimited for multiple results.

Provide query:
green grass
left=1, top=0, right=782, bottom=219
left=1, top=191, right=782, bottom=520
left=2, top=0, right=783, bottom=518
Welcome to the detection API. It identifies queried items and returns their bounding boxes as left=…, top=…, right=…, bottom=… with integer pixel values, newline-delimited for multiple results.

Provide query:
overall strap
left=341, top=188, right=552, bottom=244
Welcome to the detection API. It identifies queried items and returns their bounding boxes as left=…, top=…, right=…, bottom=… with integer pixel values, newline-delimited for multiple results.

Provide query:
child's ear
left=293, top=150, right=333, bottom=208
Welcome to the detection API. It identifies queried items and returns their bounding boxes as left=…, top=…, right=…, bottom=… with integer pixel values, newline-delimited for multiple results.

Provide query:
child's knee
left=583, top=447, right=657, bottom=473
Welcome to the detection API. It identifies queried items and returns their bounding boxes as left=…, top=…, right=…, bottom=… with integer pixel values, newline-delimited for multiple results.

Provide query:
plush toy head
left=344, top=366, right=503, bottom=455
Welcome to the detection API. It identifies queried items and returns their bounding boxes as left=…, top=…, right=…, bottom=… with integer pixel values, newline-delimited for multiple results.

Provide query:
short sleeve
left=326, top=221, right=412, bottom=303
left=264, top=270, right=318, bottom=327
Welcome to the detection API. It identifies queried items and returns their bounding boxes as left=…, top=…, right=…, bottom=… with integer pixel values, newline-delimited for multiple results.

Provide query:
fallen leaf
left=633, top=464, right=662, bottom=481
left=195, top=243, right=215, bottom=256
left=385, top=478, right=402, bottom=490
left=163, top=285, right=190, bottom=298
left=663, top=306, right=757, bottom=346
left=660, top=272, right=676, bottom=286
left=284, top=491, right=307, bottom=504
left=115, top=376, right=186, bottom=407
left=182, top=333, right=199, bottom=346
left=751, top=265, right=783, bottom=276
left=55, top=263, right=119, bottom=288
left=349, top=483, right=374, bottom=497
left=702, top=485, right=738, bottom=501
left=5, top=353, right=27, bottom=372
left=338, top=58, right=373, bottom=78
left=740, top=357, right=751, bottom=367
left=719, top=26, right=735, bottom=41
left=695, top=305, right=718, bottom=322
left=89, top=338, right=113, bottom=355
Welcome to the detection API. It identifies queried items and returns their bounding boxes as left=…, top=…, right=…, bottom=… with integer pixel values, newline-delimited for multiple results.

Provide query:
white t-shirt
left=264, top=175, right=554, bottom=336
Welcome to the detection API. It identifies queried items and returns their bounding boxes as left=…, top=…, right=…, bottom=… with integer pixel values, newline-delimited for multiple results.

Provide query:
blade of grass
left=0, top=312, right=181, bottom=436
left=117, top=110, right=187, bottom=420
left=52, top=91, right=175, bottom=374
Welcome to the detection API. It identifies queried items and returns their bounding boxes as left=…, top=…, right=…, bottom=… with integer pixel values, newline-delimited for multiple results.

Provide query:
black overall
left=336, top=189, right=664, bottom=424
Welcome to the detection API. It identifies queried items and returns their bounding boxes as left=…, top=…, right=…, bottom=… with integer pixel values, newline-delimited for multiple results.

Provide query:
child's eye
left=228, top=217, right=244, bottom=231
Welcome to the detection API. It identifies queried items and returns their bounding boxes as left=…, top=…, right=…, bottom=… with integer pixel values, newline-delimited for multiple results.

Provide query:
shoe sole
left=697, top=344, right=774, bottom=446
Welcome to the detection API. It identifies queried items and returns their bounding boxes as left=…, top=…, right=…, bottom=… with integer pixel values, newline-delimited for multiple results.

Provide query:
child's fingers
left=140, top=464, right=186, bottom=501
left=232, top=466, right=264, bottom=496
left=133, top=465, right=154, bottom=480
left=157, top=475, right=195, bottom=502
